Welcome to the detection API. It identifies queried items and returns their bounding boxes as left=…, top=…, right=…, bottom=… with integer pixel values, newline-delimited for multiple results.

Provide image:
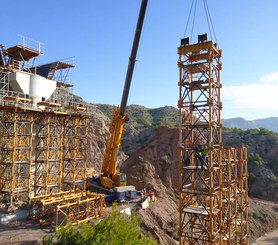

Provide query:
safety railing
left=18, top=34, right=44, bottom=54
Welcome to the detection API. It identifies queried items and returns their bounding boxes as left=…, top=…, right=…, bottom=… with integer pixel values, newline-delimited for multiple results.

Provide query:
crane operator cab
left=100, top=171, right=127, bottom=189
left=117, top=172, right=127, bottom=186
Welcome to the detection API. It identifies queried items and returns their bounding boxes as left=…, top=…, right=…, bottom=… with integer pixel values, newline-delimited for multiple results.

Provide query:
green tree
left=259, top=127, right=272, bottom=135
left=245, top=128, right=259, bottom=135
left=249, top=153, right=264, bottom=166
left=43, top=203, right=157, bottom=245
left=248, top=172, right=257, bottom=184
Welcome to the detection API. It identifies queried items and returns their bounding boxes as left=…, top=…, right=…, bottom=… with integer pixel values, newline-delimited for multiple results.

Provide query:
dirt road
left=252, top=229, right=278, bottom=245
left=0, top=220, right=51, bottom=245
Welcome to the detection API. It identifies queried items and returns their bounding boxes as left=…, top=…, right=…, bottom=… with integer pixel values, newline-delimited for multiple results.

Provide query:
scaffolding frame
left=34, top=111, right=65, bottom=196
left=177, top=39, right=248, bottom=244
left=30, top=190, right=104, bottom=227
left=0, top=108, right=34, bottom=208
left=0, top=104, right=92, bottom=209
left=63, top=114, right=89, bottom=191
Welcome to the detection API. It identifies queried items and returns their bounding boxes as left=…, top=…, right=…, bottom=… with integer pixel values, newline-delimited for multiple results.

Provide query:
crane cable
left=183, top=0, right=197, bottom=39
left=203, top=0, right=218, bottom=45
left=183, top=0, right=218, bottom=46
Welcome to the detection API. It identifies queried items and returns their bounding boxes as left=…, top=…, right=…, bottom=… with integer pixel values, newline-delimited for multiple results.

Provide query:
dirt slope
left=122, top=126, right=180, bottom=244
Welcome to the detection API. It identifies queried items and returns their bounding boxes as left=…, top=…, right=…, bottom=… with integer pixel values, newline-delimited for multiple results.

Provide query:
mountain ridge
left=223, top=117, right=278, bottom=132
left=93, top=103, right=278, bottom=132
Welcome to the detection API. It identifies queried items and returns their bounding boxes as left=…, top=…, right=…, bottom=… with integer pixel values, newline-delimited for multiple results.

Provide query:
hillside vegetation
left=223, top=127, right=278, bottom=202
left=94, top=103, right=278, bottom=132
left=94, top=104, right=179, bottom=127
left=43, top=204, right=157, bottom=245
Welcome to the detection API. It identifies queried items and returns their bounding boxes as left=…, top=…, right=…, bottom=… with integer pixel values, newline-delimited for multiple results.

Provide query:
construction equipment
left=87, top=0, right=148, bottom=197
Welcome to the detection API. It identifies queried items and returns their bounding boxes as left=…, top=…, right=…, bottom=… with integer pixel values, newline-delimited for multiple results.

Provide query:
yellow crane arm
left=100, top=0, right=148, bottom=189
left=101, top=107, right=127, bottom=179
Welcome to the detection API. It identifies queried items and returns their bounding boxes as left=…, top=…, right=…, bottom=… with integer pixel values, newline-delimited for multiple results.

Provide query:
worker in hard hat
left=195, top=146, right=208, bottom=169
left=149, top=190, right=157, bottom=202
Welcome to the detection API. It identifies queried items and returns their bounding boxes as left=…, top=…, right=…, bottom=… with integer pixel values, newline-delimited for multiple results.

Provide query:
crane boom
left=101, top=0, right=148, bottom=188
left=120, top=0, right=148, bottom=115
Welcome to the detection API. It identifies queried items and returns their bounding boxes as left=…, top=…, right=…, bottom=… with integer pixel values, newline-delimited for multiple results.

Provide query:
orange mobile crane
left=88, top=0, right=148, bottom=198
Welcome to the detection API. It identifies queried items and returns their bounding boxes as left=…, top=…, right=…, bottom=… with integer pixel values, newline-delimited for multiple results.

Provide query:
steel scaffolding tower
left=34, top=112, right=64, bottom=196
left=0, top=106, right=91, bottom=209
left=0, top=108, right=34, bottom=207
left=221, top=146, right=248, bottom=244
left=236, top=146, right=248, bottom=244
left=63, top=114, right=89, bottom=191
left=177, top=36, right=248, bottom=244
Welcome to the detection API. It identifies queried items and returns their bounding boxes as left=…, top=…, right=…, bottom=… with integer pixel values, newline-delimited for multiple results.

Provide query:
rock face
left=248, top=198, right=278, bottom=243
left=89, top=106, right=128, bottom=172
left=122, top=127, right=179, bottom=192
left=121, top=126, right=180, bottom=245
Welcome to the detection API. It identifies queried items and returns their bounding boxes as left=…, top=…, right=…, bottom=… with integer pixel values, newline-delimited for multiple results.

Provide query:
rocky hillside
left=121, top=126, right=180, bottom=244
left=90, top=103, right=278, bottom=243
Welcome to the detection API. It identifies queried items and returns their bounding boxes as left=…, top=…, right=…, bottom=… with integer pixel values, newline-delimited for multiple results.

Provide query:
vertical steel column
left=28, top=113, right=33, bottom=204
left=62, top=115, right=89, bottom=191
left=83, top=118, right=88, bottom=190
left=58, top=116, right=65, bottom=192
left=0, top=111, right=17, bottom=207
left=75, top=116, right=89, bottom=190
left=63, top=115, right=75, bottom=190
left=15, top=112, right=33, bottom=204
left=34, top=113, right=47, bottom=195
left=237, top=146, right=249, bottom=244
left=222, top=147, right=237, bottom=244
left=47, top=113, right=62, bottom=193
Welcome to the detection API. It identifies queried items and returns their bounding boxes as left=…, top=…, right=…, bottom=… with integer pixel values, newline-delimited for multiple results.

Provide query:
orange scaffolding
left=177, top=36, right=248, bottom=244
left=0, top=103, right=92, bottom=209
left=30, top=190, right=104, bottom=227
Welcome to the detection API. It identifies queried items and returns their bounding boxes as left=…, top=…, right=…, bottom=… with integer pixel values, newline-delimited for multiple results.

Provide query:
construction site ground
left=1, top=219, right=278, bottom=245
left=0, top=202, right=141, bottom=245
left=0, top=201, right=278, bottom=245
left=0, top=219, right=50, bottom=245
left=252, top=229, right=278, bottom=245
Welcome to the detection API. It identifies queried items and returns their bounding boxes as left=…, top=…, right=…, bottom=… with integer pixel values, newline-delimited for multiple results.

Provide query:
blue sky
left=2, top=0, right=278, bottom=120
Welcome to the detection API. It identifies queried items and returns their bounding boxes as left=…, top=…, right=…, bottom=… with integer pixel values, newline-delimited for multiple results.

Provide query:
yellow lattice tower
left=34, top=112, right=65, bottom=195
left=177, top=36, right=248, bottom=244
left=178, top=36, right=223, bottom=244
left=62, top=115, right=89, bottom=191
left=0, top=109, right=34, bottom=207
